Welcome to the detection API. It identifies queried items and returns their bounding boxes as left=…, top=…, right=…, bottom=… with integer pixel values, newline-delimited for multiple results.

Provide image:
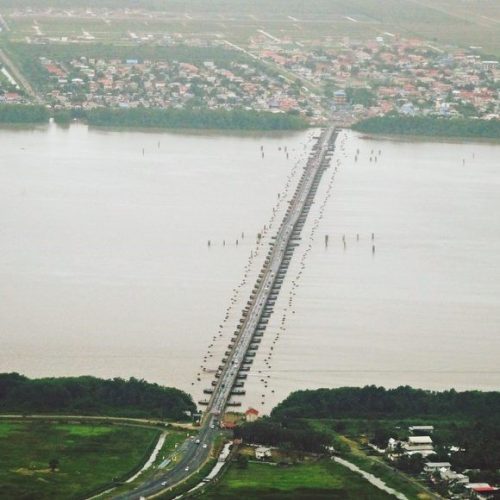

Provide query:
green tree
left=49, top=458, right=59, bottom=472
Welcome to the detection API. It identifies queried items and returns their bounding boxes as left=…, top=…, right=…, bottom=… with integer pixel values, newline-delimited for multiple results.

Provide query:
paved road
left=114, top=125, right=336, bottom=499
left=0, top=48, right=40, bottom=101
left=0, top=414, right=193, bottom=427
left=0, top=11, right=10, bottom=31
left=115, top=416, right=218, bottom=500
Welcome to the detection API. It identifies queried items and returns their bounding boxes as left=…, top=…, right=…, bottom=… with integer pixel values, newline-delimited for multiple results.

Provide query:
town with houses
left=385, top=426, right=498, bottom=499
left=1, top=27, right=499, bottom=124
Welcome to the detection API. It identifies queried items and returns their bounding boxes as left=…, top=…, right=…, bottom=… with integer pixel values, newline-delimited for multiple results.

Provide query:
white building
left=440, top=469, right=469, bottom=485
left=409, top=425, right=434, bottom=434
left=255, top=446, right=272, bottom=460
left=481, top=60, right=498, bottom=71
left=404, top=436, right=434, bottom=457
left=424, top=462, right=451, bottom=473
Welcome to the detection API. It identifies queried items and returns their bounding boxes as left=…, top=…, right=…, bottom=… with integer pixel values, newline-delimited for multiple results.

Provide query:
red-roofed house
left=472, top=485, right=497, bottom=494
left=465, top=483, right=499, bottom=499
left=245, top=407, right=259, bottom=422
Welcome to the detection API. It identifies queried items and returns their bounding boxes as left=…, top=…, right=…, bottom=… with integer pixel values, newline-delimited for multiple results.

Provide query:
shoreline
left=1, top=120, right=499, bottom=142
left=355, top=131, right=500, bottom=144
left=351, top=116, right=500, bottom=143
left=0, top=104, right=309, bottom=132
left=0, top=119, right=312, bottom=137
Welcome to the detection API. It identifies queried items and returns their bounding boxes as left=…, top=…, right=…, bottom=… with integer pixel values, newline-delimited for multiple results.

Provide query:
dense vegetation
left=271, top=385, right=500, bottom=420
left=428, top=418, right=500, bottom=475
left=86, top=107, right=308, bottom=130
left=352, top=116, right=500, bottom=139
left=234, top=418, right=330, bottom=453
left=0, top=373, right=195, bottom=419
left=0, top=103, right=307, bottom=130
left=0, top=420, right=159, bottom=500
left=0, top=103, right=49, bottom=123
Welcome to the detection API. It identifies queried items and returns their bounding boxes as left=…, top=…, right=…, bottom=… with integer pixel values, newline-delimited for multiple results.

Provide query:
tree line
left=234, top=418, right=330, bottom=453
left=0, top=373, right=196, bottom=419
left=0, top=104, right=308, bottom=130
left=352, top=115, right=500, bottom=139
left=270, top=385, right=500, bottom=420
left=85, top=107, right=308, bottom=130
left=0, top=104, right=49, bottom=123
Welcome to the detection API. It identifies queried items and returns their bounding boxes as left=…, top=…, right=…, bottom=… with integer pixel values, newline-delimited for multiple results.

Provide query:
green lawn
left=0, top=420, right=160, bottom=499
left=201, top=461, right=393, bottom=499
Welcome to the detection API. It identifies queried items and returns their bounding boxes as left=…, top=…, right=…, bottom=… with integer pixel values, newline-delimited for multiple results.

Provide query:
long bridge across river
left=203, top=125, right=337, bottom=416
left=116, top=124, right=338, bottom=500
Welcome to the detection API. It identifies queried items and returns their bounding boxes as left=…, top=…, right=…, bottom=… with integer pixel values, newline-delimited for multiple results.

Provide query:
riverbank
left=352, top=115, right=500, bottom=140
left=0, top=104, right=308, bottom=130
left=0, top=103, right=48, bottom=124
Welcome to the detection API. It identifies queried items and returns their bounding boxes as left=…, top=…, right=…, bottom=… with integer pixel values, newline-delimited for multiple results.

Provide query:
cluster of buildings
left=0, top=65, right=26, bottom=104
left=29, top=34, right=499, bottom=124
left=384, top=425, right=498, bottom=499
left=250, top=34, right=499, bottom=122
left=37, top=52, right=320, bottom=117
left=3, top=9, right=499, bottom=125
left=425, top=463, right=498, bottom=500
left=386, top=425, right=436, bottom=457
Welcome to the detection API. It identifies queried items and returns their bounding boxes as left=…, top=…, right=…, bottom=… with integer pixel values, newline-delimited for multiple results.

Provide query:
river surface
left=1, top=124, right=499, bottom=412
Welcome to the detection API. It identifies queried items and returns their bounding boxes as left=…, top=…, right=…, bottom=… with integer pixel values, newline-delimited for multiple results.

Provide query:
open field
left=0, top=420, right=160, bottom=499
left=200, top=460, right=394, bottom=499
left=0, top=0, right=499, bottom=53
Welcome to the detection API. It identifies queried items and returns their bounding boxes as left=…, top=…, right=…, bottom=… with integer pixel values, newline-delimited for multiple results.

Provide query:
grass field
left=1, top=0, right=499, bottom=54
left=200, top=460, right=394, bottom=499
left=0, top=420, right=160, bottom=499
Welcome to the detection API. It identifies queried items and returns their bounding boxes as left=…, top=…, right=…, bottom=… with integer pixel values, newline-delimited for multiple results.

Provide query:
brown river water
left=1, top=123, right=499, bottom=412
